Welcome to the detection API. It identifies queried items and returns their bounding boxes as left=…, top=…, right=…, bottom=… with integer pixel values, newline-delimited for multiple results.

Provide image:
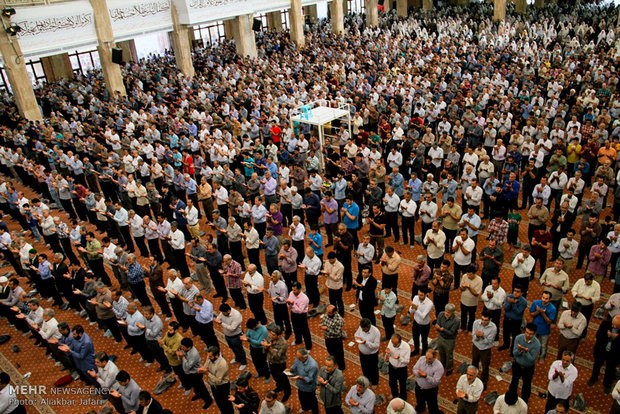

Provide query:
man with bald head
left=589, top=314, right=620, bottom=393
left=243, top=264, right=266, bottom=324
left=387, top=397, right=415, bottom=414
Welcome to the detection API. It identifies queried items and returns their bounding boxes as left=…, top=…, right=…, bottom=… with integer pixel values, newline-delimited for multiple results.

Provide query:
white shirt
left=103, top=242, right=118, bottom=263
left=547, top=360, right=578, bottom=400
left=453, top=236, right=475, bottom=265
left=399, top=199, right=417, bottom=217
left=387, top=340, right=410, bottom=368
left=558, top=310, right=587, bottom=339
left=419, top=201, right=438, bottom=223
left=289, top=223, right=305, bottom=241
left=170, top=229, right=185, bottom=250
left=0, top=384, right=19, bottom=413
left=243, top=271, right=264, bottom=294
left=97, top=360, right=120, bottom=389
left=302, top=254, right=321, bottom=276
left=481, top=285, right=506, bottom=310
left=465, top=186, right=483, bottom=206
left=130, top=215, right=145, bottom=237
left=244, top=228, right=260, bottom=249
left=186, top=206, right=199, bottom=226
left=456, top=375, right=484, bottom=403
left=355, top=325, right=381, bottom=355
left=40, top=317, right=61, bottom=340
left=493, top=394, right=528, bottom=414
left=409, top=296, right=434, bottom=325
left=511, top=253, right=536, bottom=279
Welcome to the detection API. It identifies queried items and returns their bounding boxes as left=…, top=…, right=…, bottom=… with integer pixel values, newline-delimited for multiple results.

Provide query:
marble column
left=397, top=0, right=407, bottom=16
left=267, top=11, right=282, bottom=31
left=232, top=14, right=257, bottom=58
left=422, top=0, right=433, bottom=10
left=331, top=0, right=345, bottom=34
left=0, top=22, right=41, bottom=120
left=515, top=0, right=526, bottom=13
left=90, top=0, right=126, bottom=96
left=117, top=40, right=138, bottom=63
left=304, top=5, right=318, bottom=22
left=170, top=2, right=195, bottom=78
left=289, top=0, right=305, bottom=47
left=534, top=0, right=543, bottom=8
left=41, top=53, right=74, bottom=83
left=223, top=19, right=235, bottom=40
left=366, top=0, right=379, bottom=26
left=494, top=0, right=506, bottom=20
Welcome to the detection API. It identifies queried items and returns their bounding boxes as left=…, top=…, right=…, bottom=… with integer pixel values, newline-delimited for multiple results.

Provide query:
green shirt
left=507, top=212, right=521, bottom=231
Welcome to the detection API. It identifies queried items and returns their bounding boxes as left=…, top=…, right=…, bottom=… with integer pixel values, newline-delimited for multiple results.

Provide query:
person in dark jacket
left=588, top=314, right=620, bottom=394
left=229, top=378, right=260, bottom=414
left=136, top=391, right=163, bottom=414
left=353, top=267, right=378, bottom=324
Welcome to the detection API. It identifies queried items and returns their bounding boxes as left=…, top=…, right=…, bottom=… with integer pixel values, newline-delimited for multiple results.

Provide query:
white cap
left=0, top=276, right=8, bottom=283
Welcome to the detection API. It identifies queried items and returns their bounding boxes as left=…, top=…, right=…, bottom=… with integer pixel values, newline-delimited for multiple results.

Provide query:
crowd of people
left=0, top=1, right=620, bottom=413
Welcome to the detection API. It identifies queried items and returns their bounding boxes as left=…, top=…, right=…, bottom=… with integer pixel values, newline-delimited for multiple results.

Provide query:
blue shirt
left=308, top=232, right=323, bottom=256
left=246, top=325, right=268, bottom=348
left=195, top=299, right=214, bottom=324
left=127, top=262, right=144, bottom=285
left=504, top=294, right=527, bottom=320
left=458, top=213, right=481, bottom=237
left=388, top=173, right=404, bottom=196
left=512, top=334, right=541, bottom=367
left=409, top=178, right=422, bottom=201
left=483, top=178, right=499, bottom=196
left=290, top=355, right=319, bottom=392
left=38, top=260, right=52, bottom=280
left=334, top=179, right=347, bottom=200
left=342, top=202, right=359, bottom=230
left=68, top=333, right=96, bottom=373
left=529, top=300, right=556, bottom=335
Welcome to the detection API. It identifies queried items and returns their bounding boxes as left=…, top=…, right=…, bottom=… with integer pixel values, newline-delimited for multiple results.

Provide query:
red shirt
left=532, top=230, right=553, bottom=258
left=183, top=155, right=194, bottom=175
left=270, top=126, right=281, bottom=143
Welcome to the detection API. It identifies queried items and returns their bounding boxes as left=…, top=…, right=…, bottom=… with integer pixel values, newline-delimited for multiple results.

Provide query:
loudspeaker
left=252, top=18, right=262, bottom=31
left=111, top=48, right=123, bottom=64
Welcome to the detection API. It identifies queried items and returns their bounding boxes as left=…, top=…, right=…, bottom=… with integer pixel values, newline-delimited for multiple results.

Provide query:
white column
left=289, top=0, right=305, bottom=47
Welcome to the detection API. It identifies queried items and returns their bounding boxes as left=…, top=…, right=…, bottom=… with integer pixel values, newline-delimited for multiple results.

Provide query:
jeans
left=225, top=334, right=247, bottom=365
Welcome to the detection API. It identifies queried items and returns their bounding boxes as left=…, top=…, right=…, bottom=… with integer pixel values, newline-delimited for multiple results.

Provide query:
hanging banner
left=14, top=1, right=98, bottom=59
left=172, top=0, right=328, bottom=26
left=108, top=0, right=173, bottom=42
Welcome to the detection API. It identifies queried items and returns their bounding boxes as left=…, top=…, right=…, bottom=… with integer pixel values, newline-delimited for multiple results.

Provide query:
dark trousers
left=194, top=320, right=218, bottom=348
left=134, top=236, right=149, bottom=257
left=471, top=346, right=491, bottom=385
left=434, top=292, right=449, bottom=316
left=298, top=390, right=319, bottom=414
left=545, top=393, right=569, bottom=413
left=153, top=294, right=172, bottom=318
left=119, top=226, right=134, bottom=252
left=146, top=340, right=171, bottom=373
left=415, top=385, right=440, bottom=414
left=457, top=399, right=479, bottom=414
left=147, top=238, right=163, bottom=262
left=248, top=292, right=267, bottom=324
left=291, top=312, right=312, bottom=349
left=444, top=228, right=457, bottom=253
left=385, top=212, right=400, bottom=241
left=453, top=263, right=469, bottom=289
left=382, top=273, right=399, bottom=293
left=246, top=248, right=261, bottom=270
left=591, top=351, right=618, bottom=388
left=250, top=346, right=270, bottom=378
left=325, top=337, right=345, bottom=370
left=401, top=216, right=415, bottom=245
left=209, top=266, right=228, bottom=299
left=211, top=383, right=234, bottom=414
left=272, top=302, right=292, bottom=337
left=270, top=362, right=291, bottom=400
left=460, top=303, right=477, bottom=331
left=185, top=372, right=212, bottom=405
left=389, top=364, right=408, bottom=401
left=359, top=301, right=376, bottom=325
left=129, top=280, right=152, bottom=307
left=100, top=317, right=122, bottom=343
left=580, top=303, right=594, bottom=338
left=328, top=288, right=344, bottom=316
left=382, top=315, right=395, bottom=340
left=304, top=273, right=320, bottom=307
left=229, top=288, right=247, bottom=309
left=508, top=362, right=535, bottom=403
left=412, top=321, right=430, bottom=353
left=488, top=308, right=502, bottom=341
left=173, top=248, right=190, bottom=277
left=360, top=351, right=379, bottom=386
left=128, top=333, right=152, bottom=362
left=225, top=334, right=247, bottom=365
left=502, top=317, right=523, bottom=356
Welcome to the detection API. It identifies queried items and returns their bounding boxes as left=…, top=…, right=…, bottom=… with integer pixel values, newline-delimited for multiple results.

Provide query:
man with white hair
left=455, top=365, right=484, bottom=414
left=387, top=397, right=415, bottom=414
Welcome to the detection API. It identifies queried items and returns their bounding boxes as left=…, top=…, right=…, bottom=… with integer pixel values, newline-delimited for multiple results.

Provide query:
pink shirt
left=288, top=292, right=309, bottom=314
